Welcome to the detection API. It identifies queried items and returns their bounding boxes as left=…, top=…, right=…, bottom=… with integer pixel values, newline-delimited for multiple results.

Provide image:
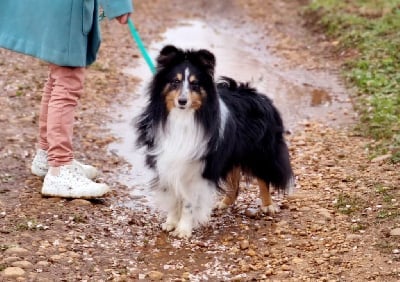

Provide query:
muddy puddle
left=108, top=20, right=354, bottom=207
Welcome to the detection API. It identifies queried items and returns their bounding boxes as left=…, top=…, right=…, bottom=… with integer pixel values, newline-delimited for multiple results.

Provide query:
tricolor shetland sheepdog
left=136, top=45, right=294, bottom=238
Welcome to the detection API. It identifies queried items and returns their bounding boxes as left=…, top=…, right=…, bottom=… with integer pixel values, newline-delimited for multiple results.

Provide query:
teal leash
left=127, top=18, right=156, bottom=74
left=99, top=12, right=156, bottom=74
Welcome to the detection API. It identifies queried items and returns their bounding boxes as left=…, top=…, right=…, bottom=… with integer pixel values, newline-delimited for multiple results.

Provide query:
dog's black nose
left=178, top=98, right=187, bottom=106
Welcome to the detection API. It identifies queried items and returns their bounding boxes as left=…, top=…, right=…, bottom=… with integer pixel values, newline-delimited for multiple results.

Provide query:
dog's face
left=154, top=45, right=216, bottom=112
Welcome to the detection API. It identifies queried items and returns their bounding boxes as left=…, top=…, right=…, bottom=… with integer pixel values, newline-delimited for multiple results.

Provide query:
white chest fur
left=154, top=109, right=209, bottom=188
left=158, top=109, right=208, bottom=162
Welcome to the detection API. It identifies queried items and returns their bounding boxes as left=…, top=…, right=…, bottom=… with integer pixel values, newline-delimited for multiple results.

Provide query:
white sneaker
left=31, top=149, right=98, bottom=179
left=42, top=164, right=110, bottom=199
left=31, top=149, right=48, bottom=177
left=72, top=159, right=98, bottom=180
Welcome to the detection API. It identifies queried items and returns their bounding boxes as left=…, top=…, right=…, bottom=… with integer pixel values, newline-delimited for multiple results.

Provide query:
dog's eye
left=190, top=81, right=200, bottom=91
left=170, top=79, right=181, bottom=89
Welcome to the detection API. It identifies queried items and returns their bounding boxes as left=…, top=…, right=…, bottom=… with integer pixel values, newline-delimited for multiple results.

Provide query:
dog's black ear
left=197, top=49, right=216, bottom=75
left=157, top=45, right=180, bottom=67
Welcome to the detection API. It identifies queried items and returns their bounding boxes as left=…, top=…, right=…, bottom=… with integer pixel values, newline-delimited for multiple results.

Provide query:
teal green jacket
left=0, top=0, right=133, bottom=66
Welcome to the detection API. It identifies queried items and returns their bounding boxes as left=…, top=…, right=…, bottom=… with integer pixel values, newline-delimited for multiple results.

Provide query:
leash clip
left=98, top=10, right=106, bottom=22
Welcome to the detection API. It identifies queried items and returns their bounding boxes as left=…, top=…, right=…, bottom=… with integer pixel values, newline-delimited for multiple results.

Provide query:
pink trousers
left=38, top=64, right=85, bottom=167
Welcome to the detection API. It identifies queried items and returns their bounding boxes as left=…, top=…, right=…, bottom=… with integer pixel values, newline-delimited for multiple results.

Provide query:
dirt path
left=1, top=1, right=399, bottom=281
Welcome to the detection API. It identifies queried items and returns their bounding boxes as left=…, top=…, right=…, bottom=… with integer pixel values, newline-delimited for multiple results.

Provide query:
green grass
left=375, top=185, right=395, bottom=203
left=72, top=213, right=87, bottom=223
left=305, top=0, right=400, bottom=162
left=374, top=185, right=400, bottom=219
left=334, top=193, right=365, bottom=214
left=15, top=218, right=47, bottom=231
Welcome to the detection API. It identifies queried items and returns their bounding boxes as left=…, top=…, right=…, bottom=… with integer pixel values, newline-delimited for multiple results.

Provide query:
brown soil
left=1, top=0, right=399, bottom=281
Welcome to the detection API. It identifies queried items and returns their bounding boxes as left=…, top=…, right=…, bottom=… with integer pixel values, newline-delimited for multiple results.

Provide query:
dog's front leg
left=172, top=200, right=194, bottom=238
left=162, top=201, right=182, bottom=232
left=156, top=183, right=182, bottom=232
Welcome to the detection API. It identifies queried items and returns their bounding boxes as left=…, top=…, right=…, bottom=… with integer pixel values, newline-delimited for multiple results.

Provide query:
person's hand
left=115, top=13, right=130, bottom=24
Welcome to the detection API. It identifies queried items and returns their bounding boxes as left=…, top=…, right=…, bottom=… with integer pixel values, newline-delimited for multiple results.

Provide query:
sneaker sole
left=41, top=186, right=110, bottom=199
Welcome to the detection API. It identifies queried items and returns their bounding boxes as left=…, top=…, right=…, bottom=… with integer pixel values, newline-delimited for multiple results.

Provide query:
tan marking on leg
left=258, top=179, right=272, bottom=206
left=258, top=178, right=279, bottom=214
left=217, top=167, right=241, bottom=209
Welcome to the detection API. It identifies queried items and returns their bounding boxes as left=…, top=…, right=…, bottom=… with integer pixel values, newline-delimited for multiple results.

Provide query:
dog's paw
left=161, top=221, right=176, bottom=232
left=216, top=200, right=229, bottom=210
left=261, top=204, right=280, bottom=215
left=171, top=227, right=192, bottom=239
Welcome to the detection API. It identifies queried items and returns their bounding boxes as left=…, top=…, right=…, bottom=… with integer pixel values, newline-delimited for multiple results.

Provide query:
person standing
left=0, top=0, right=133, bottom=198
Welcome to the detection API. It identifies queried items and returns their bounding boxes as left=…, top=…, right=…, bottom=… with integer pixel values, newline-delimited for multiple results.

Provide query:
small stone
left=229, top=246, right=240, bottom=255
left=317, top=208, right=332, bottom=220
left=2, top=267, right=25, bottom=278
left=36, top=261, right=50, bottom=267
left=276, top=220, right=288, bottom=227
left=371, top=154, right=392, bottom=163
left=4, top=247, right=29, bottom=256
left=1, top=256, right=21, bottom=264
left=325, top=160, right=336, bottom=167
left=240, top=240, right=250, bottom=250
left=322, top=253, right=331, bottom=258
left=11, top=260, right=34, bottom=269
left=70, top=199, right=92, bottom=206
left=181, top=272, right=190, bottom=279
left=49, top=255, right=62, bottom=262
left=292, top=257, right=304, bottom=264
left=346, top=234, right=362, bottom=241
left=287, top=192, right=311, bottom=200
left=265, top=268, right=274, bottom=276
left=245, top=208, right=258, bottom=218
left=310, top=224, right=322, bottom=232
left=330, top=256, right=342, bottom=265
left=299, top=206, right=311, bottom=212
left=281, top=264, right=290, bottom=271
left=263, top=250, right=270, bottom=257
left=146, top=271, right=164, bottom=280
left=390, top=228, right=400, bottom=236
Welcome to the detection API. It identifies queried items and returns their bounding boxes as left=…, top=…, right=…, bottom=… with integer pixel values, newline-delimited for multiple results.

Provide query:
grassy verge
left=305, top=0, right=400, bottom=163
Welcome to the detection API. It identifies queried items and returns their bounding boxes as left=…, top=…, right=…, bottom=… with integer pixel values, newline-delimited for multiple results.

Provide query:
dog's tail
left=268, top=140, right=295, bottom=194
left=258, top=104, right=295, bottom=194
left=217, top=76, right=256, bottom=94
